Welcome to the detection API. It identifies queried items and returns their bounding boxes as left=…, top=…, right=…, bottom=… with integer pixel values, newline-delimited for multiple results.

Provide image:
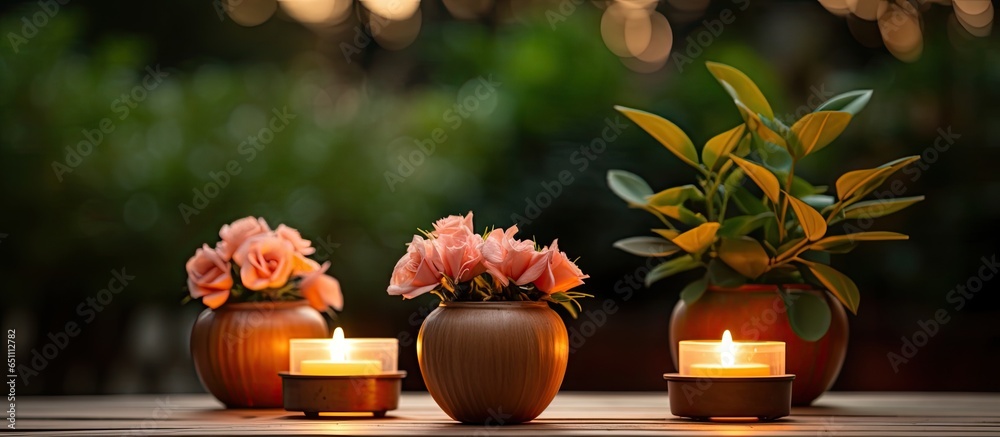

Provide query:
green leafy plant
left=608, top=61, right=923, bottom=340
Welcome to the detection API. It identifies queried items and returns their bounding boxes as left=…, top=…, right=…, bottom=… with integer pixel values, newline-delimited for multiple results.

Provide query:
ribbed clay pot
left=191, top=301, right=328, bottom=408
left=669, top=284, right=849, bottom=406
left=418, top=301, right=568, bottom=424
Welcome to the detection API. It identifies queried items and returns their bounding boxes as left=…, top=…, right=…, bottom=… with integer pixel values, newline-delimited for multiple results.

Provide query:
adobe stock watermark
left=123, top=397, right=179, bottom=436
left=50, top=65, right=170, bottom=182
left=887, top=254, right=998, bottom=372
left=545, top=0, right=587, bottom=30
left=836, top=126, right=960, bottom=237
left=566, top=257, right=660, bottom=353
left=178, top=106, right=297, bottom=223
left=511, top=116, right=628, bottom=227
left=15, top=268, right=135, bottom=386
left=311, top=234, right=341, bottom=263
left=671, top=0, right=751, bottom=73
left=5, top=0, right=70, bottom=54
left=384, top=75, right=501, bottom=192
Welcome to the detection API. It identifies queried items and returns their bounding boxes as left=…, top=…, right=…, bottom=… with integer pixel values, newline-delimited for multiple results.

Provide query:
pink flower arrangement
left=185, top=216, right=342, bottom=311
left=387, top=212, right=591, bottom=316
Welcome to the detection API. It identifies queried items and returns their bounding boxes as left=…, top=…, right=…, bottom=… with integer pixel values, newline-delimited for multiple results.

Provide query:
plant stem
left=773, top=238, right=811, bottom=266
left=703, top=161, right=731, bottom=222
left=777, top=164, right=795, bottom=242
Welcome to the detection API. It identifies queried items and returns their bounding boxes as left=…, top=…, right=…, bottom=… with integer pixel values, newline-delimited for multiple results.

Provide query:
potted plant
left=185, top=216, right=343, bottom=408
left=607, top=62, right=923, bottom=405
left=387, top=212, right=591, bottom=424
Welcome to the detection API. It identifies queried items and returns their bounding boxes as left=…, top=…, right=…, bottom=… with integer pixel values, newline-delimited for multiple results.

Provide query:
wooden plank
left=8, top=392, right=1000, bottom=436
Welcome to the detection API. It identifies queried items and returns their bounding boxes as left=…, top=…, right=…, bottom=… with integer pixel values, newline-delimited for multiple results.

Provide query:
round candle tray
left=663, top=373, right=794, bottom=421
left=279, top=371, right=407, bottom=418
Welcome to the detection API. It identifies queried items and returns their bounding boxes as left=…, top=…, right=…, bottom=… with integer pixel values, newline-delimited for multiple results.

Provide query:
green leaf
left=790, top=111, right=853, bottom=156
left=789, top=175, right=828, bottom=197
left=613, top=236, right=680, bottom=257
left=718, top=237, right=770, bottom=279
left=645, top=256, right=702, bottom=287
left=776, top=237, right=805, bottom=255
left=723, top=167, right=746, bottom=193
left=814, top=90, right=873, bottom=115
left=799, top=249, right=831, bottom=265
left=811, top=232, right=909, bottom=252
left=548, top=292, right=580, bottom=318
left=842, top=196, right=924, bottom=220
left=787, top=193, right=828, bottom=241
left=782, top=290, right=832, bottom=341
left=707, top=258, right=747, bottom=287
left=731, top=186, right=770, bottom=215
left=705, top=62, right=774, bottom=118
left=718, top=212, right=775, bottom=237
left=737, top=103, right=786, bottom=148
left=607, top=170, right=653, bottom=206
left=671, top=222, right=721, bottom=254
left=835, top=156, right=920, bottom=202
left=648, top=204, right=707, bottom=227
left=802, top=194, right=835, bottom=209
left=680, top=275, right=710, bottom=305
left=614, top=106, right=699, bottom=168
left=730, top=155, right=781, bottom=204
left=755, top=138, right=793, bottom=173
left=800, top=260, right=860, bottom=314
left=647, top=185, right=704, bottom=207
left=702, top=125, right=747, bottom=171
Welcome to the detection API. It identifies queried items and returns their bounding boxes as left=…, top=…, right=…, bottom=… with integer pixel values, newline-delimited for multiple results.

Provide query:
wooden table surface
left=10, top=392, right=1000, bottom=436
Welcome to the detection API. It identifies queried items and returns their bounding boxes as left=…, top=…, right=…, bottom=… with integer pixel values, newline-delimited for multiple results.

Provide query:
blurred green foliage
left=1, top=1, right=999, bottom=393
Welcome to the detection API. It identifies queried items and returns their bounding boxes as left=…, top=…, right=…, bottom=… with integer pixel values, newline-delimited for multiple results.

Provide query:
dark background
left=1, top=0, right=998, bottom=395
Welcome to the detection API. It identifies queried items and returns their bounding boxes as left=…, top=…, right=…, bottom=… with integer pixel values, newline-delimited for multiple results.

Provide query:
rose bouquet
left=387, top=212, right=591, bottom=316
left=185, top=216, right=343, bottom=312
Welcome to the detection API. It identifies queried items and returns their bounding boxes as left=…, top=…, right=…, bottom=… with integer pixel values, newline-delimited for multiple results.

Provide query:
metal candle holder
left=279, top=371, right=407, bottom=418
left=663, top=373, right=794, bottom=421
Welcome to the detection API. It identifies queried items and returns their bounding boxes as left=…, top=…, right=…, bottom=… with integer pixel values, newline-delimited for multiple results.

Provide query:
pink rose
left=434, top=231, right=486, bottom=282
left=217, top=216, right=270, bottom=261
left=232, top=234, right=295, bottom=291
left=186, top=244, right=234, bottom=309
left=432, top=212, right=475, bottom=237
left=387, top=236, right=444, bottom=298
left=299, top=261, right=343, bottom=311
left=533, top=240, right=589, bottom=294
left=275, top=224, right=315, bottom=255
left=481, top=226, right=549, bottom=286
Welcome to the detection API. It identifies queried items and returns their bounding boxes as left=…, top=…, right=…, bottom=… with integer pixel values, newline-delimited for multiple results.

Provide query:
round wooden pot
left=191, top=300, right=328, bottom=408
left=669, top=284, right=849, bottom=406
left=418, top=301, right=568, bottom=424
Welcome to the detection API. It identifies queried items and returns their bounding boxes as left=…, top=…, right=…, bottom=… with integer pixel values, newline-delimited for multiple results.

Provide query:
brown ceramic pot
left=418, top=301, right=568, bottom=424
left=191, top=300, right=328, bottom=408
left=669, top=284, right=848, bottom=406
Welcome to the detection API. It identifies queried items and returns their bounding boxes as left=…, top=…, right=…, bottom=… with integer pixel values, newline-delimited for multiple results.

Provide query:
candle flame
left=330, top=327, right=347, bottom=362
left=720, top=329, right=735, bottom=367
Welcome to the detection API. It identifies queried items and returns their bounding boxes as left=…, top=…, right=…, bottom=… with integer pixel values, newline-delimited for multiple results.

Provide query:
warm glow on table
left=298, top=327, right=382, bottom=376
left=678, top=330, right=784, bottom=377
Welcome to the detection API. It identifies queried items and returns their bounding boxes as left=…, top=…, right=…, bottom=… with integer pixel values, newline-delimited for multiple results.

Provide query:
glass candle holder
left=678, top=331, right=785, bottom=377
left=289, top=328, right=398, bottom=375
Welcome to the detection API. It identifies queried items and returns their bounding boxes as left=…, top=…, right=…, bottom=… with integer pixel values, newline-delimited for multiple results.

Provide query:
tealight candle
left=665, top=329, right=793, bottom=421
left=283, top=329, right=405, bottom=418
left=684, top=330, right=775, bottom=377
left=299, top=328, right=381, bottom=376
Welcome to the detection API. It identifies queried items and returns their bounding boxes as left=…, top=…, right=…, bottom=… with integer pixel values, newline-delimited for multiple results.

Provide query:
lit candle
left=680, top=330, right=783, bottom=377
left=300, top=328, right=381, bottom=376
